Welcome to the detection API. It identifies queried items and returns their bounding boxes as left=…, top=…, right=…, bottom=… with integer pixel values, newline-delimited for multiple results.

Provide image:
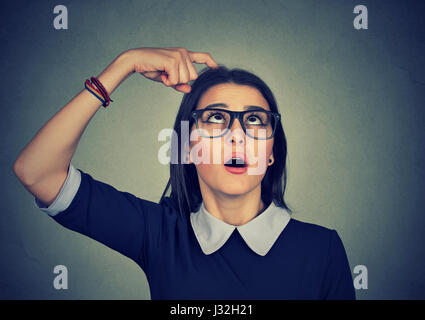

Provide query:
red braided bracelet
left=85, top=80, right=103, bottom=96
left=84, top=77, right=114, bottom=108
left=91, top=77, right=113, bottom=107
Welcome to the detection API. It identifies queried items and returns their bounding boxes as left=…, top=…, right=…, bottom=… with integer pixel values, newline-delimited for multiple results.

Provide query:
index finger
left=188, top=51, right=219, bottom=69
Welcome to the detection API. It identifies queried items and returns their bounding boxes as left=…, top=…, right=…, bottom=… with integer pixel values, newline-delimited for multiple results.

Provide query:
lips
left=224, top=165, right=247, bottom=174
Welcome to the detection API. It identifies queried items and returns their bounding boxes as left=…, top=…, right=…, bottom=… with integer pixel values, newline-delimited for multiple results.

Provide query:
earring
left=268, top=158, right=273, bottom=164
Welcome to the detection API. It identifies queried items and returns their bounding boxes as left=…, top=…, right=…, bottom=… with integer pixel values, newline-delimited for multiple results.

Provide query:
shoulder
left=288, top=217, right=334, bottom=236
left=285, top=217, right=337, bottom=252
left=158, top=196, right=180, bottom=211
left=148, top=196, right=188, bottom=225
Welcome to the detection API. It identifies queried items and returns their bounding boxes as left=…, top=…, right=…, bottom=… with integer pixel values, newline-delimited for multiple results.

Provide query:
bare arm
left=13, top=50, right=136, bottom=205
left=12, top=47, right=218, bottom=207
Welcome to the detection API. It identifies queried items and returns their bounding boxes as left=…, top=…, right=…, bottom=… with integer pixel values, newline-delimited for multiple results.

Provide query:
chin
left=219, top=189, right=250, bottom=197
left=217, top=184, right=251, bottom=196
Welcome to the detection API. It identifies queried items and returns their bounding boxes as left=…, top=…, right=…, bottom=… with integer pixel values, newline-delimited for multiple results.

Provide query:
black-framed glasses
left=191, top=107, right=281, bottom=140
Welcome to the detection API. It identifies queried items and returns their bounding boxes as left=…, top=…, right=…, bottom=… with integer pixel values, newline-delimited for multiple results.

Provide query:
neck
left=199, top=181, right=264, bottom=226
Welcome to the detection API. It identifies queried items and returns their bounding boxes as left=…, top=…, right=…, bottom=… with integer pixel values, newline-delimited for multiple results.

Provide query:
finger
left=178, top=53, right=190, bottom=84
left=188, top=51, right=219, bottom=69
left=163, top=59, right=179, bottom=86
left=184, top=53, right=199, bottom=81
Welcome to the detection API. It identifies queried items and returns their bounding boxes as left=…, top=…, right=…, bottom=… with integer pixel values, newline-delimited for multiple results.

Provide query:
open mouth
left=224, top=157, right=247, bottom=168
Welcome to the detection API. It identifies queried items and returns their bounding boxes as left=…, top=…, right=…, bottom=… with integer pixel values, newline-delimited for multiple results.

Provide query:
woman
left=13, top=47, right=356, bottom=300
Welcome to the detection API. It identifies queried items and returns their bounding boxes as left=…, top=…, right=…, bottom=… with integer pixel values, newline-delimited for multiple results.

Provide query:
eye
left=246, top=114, right=264, bottom=125
left=206, top=112, right=225, bottom=124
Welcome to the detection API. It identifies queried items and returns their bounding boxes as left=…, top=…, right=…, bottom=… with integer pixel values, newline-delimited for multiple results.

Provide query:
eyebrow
left=201, top=103, right=268, bottom=111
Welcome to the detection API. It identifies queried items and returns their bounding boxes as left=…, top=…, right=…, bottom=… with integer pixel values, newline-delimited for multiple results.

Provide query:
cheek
left=246, top=139, right=274, bottom=168
left=189, top=136, right=213, bottom=164
left=266, top=141, right=274, bottom=158
left=189, top=128, right=225, bottom=164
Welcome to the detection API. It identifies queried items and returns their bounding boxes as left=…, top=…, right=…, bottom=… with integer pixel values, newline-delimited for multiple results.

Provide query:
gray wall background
left=1, top=0, right=424, bottom=299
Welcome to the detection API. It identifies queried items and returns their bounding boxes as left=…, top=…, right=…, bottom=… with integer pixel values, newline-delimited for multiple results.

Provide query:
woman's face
left=188, top=83, right=275, bottom=197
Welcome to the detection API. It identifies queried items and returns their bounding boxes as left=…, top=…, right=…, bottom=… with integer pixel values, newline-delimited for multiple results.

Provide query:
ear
left=268, top=154, right=274, bottom=166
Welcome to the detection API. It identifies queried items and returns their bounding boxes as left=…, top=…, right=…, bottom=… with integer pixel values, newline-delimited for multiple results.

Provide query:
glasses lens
left=196, top=109, right=277, bottom=139
left=198, top=109, right=231, bottom=137
left=243, top=111, right=274, bottom=139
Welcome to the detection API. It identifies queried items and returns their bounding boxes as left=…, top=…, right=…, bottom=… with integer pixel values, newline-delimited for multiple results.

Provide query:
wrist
left=117, top=49, right=137, bottom=75
left=96, top=51, right=135, bottom=95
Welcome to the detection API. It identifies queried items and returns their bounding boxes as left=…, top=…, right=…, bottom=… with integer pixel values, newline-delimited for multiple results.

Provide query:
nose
left=224, top=117, right=245, bottom=145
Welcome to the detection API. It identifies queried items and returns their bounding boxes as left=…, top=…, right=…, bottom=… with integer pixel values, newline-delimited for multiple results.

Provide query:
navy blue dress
left=46, top=168, right=356, bottom=300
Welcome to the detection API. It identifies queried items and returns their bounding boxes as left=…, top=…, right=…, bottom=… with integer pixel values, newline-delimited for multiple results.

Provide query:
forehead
left=197, top=83, right=270, bottom=111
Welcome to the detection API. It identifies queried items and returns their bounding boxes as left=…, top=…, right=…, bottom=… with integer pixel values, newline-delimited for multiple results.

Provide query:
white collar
left=190, top=200, right=291, bottom=256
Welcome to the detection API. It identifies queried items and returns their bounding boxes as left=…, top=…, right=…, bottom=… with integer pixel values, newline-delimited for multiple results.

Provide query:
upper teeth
left=227, top=157, right=244, bottom=164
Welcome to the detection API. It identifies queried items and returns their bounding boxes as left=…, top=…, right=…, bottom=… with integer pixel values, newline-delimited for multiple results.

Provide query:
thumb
left=174, top=83, right=192, bottom=93
left=160, top=73, right=169, bottom=85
